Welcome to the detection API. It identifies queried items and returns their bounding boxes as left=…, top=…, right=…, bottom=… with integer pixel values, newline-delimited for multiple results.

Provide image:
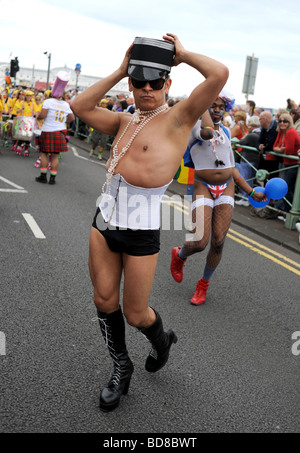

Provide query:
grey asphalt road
left=0, top=144, right=299, bottom=434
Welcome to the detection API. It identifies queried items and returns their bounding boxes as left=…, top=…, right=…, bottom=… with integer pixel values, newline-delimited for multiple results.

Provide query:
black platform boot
left=49, top=174, right=56, bottom=185
left=97, top=308, right=134, bottom=412
left=138, top=309, right=177, bottom=372
left=35, top=173, right=47, bottom=183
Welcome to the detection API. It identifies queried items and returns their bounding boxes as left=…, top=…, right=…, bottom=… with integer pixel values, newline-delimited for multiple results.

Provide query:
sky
left=1, top=0, right=300, bottom=109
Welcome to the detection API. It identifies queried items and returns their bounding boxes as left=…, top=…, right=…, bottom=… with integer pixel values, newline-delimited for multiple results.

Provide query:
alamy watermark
left=291, top=331, right=300, bottom=356
left=95, top=190, right=204, bottom=241
left=0, top=331, right=6, bottom=355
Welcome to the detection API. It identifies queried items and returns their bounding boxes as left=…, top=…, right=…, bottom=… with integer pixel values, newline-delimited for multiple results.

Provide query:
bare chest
left=112, top=120, right=169, bottom=167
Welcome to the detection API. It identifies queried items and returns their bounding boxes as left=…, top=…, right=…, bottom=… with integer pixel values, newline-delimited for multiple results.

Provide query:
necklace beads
left=102, top=103, right=168, bottom=193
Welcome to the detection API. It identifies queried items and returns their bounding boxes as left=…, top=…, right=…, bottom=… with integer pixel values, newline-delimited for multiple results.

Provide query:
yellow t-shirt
left=11, top=99, right=22, bottom=116
left=34, top=100, right=44, bottom=127
left=5, top=97, right=15, bottom=114
left=33, top=100, right=43, bottom=114
left=0, top=98, right=4, bottom=120
left=18, top=100, right=35, bottom=117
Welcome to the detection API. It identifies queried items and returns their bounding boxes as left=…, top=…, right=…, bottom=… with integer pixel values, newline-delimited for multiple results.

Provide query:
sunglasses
left=131, top=78, right=166, bottom=90
left=278, top=119, right=289, bottom=123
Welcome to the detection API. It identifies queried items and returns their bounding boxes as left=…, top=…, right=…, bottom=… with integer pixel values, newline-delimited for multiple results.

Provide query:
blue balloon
left=248, top=186, right=270, bottom=208
left=265, top=178, right=288, bottom=200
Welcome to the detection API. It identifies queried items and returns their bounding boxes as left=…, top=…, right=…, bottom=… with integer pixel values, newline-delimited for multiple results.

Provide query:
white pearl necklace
left=210, top=128, right=226, bottom=167
left=102, top=103, right=168, bottom=194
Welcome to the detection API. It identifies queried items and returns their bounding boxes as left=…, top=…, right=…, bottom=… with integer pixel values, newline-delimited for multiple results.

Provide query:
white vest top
left=99, top=174, right=172, bottom=230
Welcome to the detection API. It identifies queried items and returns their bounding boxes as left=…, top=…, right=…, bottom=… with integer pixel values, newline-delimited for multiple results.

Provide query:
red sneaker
left=170, top=247, right=186, bottom=283
left=190, top=279, right=210, bottom=305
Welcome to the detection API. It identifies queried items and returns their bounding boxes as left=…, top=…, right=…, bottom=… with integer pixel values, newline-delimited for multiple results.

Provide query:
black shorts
left=92, top=208, right=160, bottom=256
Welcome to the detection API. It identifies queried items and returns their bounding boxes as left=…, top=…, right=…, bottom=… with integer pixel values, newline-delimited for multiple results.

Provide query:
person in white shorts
left=171, top=91, right=266, bottom=305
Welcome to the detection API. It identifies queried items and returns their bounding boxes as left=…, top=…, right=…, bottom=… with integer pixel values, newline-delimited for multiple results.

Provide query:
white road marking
left=0, top=176, right=27, bottom=193
left=22, top=213, right=46, bottom=239
left=71, top=146, right=106, bottom=166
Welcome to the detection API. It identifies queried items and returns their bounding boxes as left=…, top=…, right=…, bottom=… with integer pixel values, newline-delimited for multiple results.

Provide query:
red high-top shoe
left=170, top=247, right=187, bottom=283
left=190, top=278, right=210, bottom=305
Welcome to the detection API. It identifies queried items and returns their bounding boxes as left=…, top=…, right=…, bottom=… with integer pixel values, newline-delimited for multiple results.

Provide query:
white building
left=0, top=63, right=130, bottom=97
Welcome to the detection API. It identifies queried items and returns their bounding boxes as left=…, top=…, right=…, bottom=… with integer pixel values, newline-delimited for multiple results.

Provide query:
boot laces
left=149, top=348, right=158, bottom=360
left=93, top=315, right=109, bottom=345
left=93, top=315, right=128, bottom=386
left=174, top=256, right=184, bottom=271
left=171, top=256, right=184, bottom=278
left=138, top=329, right=159, bottom=361
left=111, top=364, right=121, bottom=386
left=195, top=280, right=209, bottom=295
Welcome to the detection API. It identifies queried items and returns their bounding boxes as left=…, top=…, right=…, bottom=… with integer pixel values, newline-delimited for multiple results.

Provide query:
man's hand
left=162, top=33, right=185, bottom=66
left=119, top=43, right=134, bottom=79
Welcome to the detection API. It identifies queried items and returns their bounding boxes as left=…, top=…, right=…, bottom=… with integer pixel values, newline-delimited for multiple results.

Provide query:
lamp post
left=44, top=52, right=51, bottom=90
left=74, top=63, right=81, bottom=93
left=74, top=64, right=81, bottom=138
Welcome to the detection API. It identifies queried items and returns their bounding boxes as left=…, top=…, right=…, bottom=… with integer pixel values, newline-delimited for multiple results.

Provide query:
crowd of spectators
left=227, top=98, right=300, bottom=216
left=0, top=85, right=76, bottom=155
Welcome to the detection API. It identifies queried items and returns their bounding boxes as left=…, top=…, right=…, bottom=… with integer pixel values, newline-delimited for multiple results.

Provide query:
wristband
left=201, top=126, right=213, bottom=130
left=249, top=189, right=255, bottom=198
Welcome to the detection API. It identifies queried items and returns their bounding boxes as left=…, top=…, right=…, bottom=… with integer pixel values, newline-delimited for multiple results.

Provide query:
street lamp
left=44, top=51, right=51, bottom=90
left=74, top=63, right=81, bottom=93
left=74, top=63, right=82, bottom=139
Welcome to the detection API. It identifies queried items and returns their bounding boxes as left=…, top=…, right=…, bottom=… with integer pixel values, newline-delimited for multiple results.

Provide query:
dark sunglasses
left=131, top=78, right=166, bottom=90
left=278, top=119, right=289, bottom=123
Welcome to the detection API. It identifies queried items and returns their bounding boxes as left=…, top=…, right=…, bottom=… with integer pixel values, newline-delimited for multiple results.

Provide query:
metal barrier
left=231, top=138, right=300, bottom=230
left=0, top=115, right=14, bottom=147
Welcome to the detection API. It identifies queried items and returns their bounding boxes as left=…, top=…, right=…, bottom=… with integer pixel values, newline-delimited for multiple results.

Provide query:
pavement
left=69, top=135, right=300, bottom=255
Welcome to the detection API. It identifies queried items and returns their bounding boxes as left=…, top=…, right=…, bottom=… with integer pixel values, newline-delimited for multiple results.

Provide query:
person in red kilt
left=35, top=90, right=74, bottom=185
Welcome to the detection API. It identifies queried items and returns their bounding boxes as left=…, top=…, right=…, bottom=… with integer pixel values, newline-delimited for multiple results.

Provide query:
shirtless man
left=71, top=33, right=229, bottom=412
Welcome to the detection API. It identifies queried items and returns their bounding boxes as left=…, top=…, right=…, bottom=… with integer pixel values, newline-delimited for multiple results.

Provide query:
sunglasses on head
left=279, top=119, right=289, bottom=123
left=131, top=78, right=166, bottom=90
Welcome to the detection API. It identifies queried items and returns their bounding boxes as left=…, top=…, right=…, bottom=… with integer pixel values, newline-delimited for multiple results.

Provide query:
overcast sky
left=1, top=0, right=300, bottom=109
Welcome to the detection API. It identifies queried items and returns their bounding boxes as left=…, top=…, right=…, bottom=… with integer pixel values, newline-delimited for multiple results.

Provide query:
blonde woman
left=231, top=110, right=248, bottom=140
left=273, top=113, right=300, bottom=212
left=231, top=110, right=248, bottom=155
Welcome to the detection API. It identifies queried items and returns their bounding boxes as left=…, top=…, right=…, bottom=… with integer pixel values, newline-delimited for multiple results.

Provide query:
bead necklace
left=102, top=103, right=168, bottom=194
left=210, top=128, right=226, bottom=167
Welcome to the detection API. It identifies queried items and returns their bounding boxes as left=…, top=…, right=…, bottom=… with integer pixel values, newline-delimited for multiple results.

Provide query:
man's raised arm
left=163, top=33, right=229, bottom=128
left=71, top=44, right=133, bottom=135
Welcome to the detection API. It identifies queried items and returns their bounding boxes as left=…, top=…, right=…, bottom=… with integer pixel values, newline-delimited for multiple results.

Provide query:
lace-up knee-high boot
left=97, top=308, right=134, bottom=412
left=138, top=309, right=177, bottom=373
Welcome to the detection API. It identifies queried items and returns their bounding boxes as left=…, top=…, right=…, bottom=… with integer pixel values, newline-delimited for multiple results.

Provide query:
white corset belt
left=99, top=174, right=172, bottom=230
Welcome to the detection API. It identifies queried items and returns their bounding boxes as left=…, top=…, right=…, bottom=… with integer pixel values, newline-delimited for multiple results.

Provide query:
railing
left=231, top=138, right=300, bottom=230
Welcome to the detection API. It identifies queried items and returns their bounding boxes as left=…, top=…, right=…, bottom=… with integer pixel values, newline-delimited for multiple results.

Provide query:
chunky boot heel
left=139, top=310, right=177, bottom=373
left=122, top=376, right=131, bottom=395
left=99, top=360, right=134, bottom=412
left=96, top=308, right=134, bottom=412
